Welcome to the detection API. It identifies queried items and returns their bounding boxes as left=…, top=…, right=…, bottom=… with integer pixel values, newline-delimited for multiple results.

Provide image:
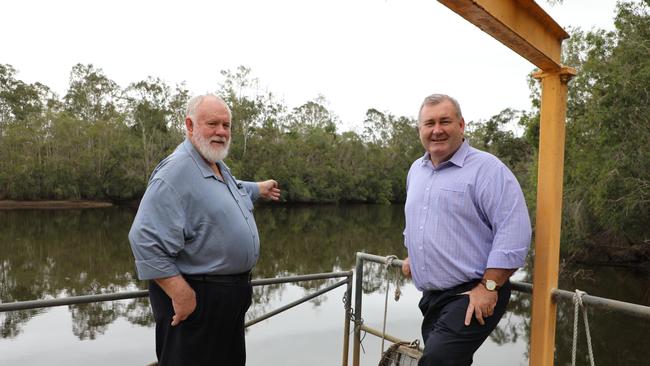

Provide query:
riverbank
left=0, top=200, right=114, bottom=210
left=570, top=241, right=650, bottom=274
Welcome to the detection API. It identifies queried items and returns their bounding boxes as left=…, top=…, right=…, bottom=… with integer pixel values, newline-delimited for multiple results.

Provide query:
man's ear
left=185, top=117, right=193, bottom=135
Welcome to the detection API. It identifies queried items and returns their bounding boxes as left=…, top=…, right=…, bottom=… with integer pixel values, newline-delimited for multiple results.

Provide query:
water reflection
left=553, top=265, right=650, bottom=365
left=0, top=208, right=144, bottom=339
left=1, top=206, right=648, bottom=364
left=0, top=205, right=408, bottom=340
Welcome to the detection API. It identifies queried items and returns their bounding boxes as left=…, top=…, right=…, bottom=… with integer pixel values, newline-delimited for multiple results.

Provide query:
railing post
left=529, top=66, right=576, bottom=366
left=353, top=252, right=364, bottom=366
left=342, top=272, right=353, bottom=366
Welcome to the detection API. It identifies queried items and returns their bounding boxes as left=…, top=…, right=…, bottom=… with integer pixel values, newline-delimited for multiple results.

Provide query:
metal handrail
left=0, top=271, right=354, bottom=366
left=245, top=276, right=350, bottom=327
left=0, top=271, right=351, bottom=313
left=0, top=290, right=150, bottom=312
left=496, top=272, right=650, bottom=320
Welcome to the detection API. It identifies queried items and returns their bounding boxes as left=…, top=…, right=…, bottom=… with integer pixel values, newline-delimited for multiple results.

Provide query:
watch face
left=485, top=280, right=496, bottom=291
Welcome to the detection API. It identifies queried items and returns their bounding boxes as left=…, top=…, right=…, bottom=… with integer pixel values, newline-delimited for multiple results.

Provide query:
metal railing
left=511, top=281, right=650, bottom=319
left=0, top=271, right=354, bottom=366
left=353, top=253, right=411, bottom=366
left=352, top=252, right=650, bottom=366
left=3, top=254, right=650, bottom=366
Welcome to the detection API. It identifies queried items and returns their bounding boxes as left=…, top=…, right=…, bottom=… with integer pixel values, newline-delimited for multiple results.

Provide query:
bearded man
left=129, top=94, right=280, bottom=366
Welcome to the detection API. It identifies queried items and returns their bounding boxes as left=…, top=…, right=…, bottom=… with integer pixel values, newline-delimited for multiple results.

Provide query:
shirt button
left=418, top=246, right=423, bottom=250
left=423, top=206, right=427, bottom=210
left=419, top=226, right=423, bottom=230
left=425, top=187, right=430, bottom=191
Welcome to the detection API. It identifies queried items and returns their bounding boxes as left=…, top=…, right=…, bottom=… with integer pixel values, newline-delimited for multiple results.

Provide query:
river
left=0, top=205, right=648, bottom=365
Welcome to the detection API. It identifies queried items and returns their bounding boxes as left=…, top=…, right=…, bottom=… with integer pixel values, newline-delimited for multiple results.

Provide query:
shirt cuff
left=134, top=258, right=180, bottom=280
left=486, top=248, right=528, bottom=269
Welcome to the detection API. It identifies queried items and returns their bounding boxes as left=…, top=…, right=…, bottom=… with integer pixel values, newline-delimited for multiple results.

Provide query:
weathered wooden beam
left=438, top=0, right=569, bottom=70
left=529, top=66, right=575, bottom=366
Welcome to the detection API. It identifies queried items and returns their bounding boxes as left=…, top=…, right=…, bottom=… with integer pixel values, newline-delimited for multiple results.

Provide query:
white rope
left=571, top=289, right=596, bottom=366
left=380, top=255, right=399, bottom=357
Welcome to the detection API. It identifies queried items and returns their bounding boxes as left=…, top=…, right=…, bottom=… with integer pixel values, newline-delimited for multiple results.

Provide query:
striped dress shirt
left=404, top=140, right=531, bottom=291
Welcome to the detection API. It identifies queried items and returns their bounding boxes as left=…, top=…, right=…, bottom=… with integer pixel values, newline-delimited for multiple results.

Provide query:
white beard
left=192, top=133, right=230, bottom=162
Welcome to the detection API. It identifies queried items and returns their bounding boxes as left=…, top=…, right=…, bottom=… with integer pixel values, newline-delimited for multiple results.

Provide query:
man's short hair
left=186, top=94, right=232, bottom=122
left=418, top=94, right=463, bottom=122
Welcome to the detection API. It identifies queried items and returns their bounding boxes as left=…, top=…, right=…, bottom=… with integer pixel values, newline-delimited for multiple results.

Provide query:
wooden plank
left=438, top=0, right=569, bottom=70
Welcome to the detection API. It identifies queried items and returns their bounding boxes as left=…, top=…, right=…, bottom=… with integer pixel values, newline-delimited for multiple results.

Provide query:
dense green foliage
left=0, top=64, right=189, bottom=201
left=565, top=1, right=650, bottom=253
left=0, top=64, right=422, bottom=204
left=531, top=1, right=649, bottom=258
left=0, top=1, right=648, bottom=259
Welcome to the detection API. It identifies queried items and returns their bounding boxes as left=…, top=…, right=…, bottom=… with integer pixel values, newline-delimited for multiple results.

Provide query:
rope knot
left=385, top=255, right=398, bottom=267
left=573, top=289, right=587, bottom=307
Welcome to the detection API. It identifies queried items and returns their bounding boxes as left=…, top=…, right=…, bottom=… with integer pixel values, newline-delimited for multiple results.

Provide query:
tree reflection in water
left=0, top=208, right=142, bottom=339
left=0, top=205, right=408, bottom=340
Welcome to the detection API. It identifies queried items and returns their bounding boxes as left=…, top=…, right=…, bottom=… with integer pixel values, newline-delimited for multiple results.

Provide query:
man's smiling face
left=187, top=96, right=231, bottom=162
left=418, top=99, right=465, bottom=166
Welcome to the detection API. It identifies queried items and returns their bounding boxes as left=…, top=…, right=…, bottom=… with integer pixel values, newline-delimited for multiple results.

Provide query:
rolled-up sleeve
left=128, top=178, right=186, bottom=280
left=479, top=164, right=532, bottom=269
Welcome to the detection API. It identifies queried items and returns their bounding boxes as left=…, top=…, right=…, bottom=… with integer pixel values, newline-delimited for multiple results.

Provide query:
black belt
left=184, top=271, right=251, bottom=284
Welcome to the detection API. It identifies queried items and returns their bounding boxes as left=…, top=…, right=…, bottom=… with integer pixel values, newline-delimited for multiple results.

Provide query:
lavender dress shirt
left=404, top=140, right=531, bottom=291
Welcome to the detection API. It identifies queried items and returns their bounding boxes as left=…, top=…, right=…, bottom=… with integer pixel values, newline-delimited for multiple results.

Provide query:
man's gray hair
left=418, top=94, right=463, bottom=122
left=186, top=94, right=232, bottom=122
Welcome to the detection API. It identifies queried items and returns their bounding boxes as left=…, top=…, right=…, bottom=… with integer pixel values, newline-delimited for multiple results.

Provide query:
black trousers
left=149, top=274, right=252, bottom=366
left=418, top=280, right=511, bottom=366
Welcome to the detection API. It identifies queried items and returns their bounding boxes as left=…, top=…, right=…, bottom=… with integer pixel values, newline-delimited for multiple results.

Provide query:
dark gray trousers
left=149, top=274, right=252, bottom=366
left=418, top=280, right=511, bottom=366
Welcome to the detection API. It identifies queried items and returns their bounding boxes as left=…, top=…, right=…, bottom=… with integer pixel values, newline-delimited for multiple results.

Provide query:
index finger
left=464, top=302, right=474, bottom=326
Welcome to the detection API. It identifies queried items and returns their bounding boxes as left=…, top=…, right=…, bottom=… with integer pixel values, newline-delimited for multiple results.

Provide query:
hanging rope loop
left=380, top=255, right=400, bottom=357
left=571, top=289, right=596, bottom=366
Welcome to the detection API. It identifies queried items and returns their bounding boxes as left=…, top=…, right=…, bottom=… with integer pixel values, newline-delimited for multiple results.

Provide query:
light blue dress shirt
left=404, top=140, right=531, bottom=291
left=129, top=139, right=260, bottom=280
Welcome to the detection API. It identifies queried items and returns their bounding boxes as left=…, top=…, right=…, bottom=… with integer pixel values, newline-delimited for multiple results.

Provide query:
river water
left=0, top=205, right=648, bottom=365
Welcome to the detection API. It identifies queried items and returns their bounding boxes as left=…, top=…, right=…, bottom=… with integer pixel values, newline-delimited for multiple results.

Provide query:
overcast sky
left=2, top=0, right=619, bottom=132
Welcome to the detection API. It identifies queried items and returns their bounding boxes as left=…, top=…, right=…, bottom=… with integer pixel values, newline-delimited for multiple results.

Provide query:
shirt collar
left=183, top=138, right=222, bottom=179
left=419, top=139, right=470, bottom=169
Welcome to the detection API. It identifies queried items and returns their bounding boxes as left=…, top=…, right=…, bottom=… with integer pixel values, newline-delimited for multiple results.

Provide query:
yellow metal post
left=529, top=67, right=575, bottom=366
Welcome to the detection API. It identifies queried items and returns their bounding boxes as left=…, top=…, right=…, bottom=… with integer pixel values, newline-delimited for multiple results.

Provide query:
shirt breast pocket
left=438, top=182, right=470, bottom=214
left=237, top=188, right=254, bottom=212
